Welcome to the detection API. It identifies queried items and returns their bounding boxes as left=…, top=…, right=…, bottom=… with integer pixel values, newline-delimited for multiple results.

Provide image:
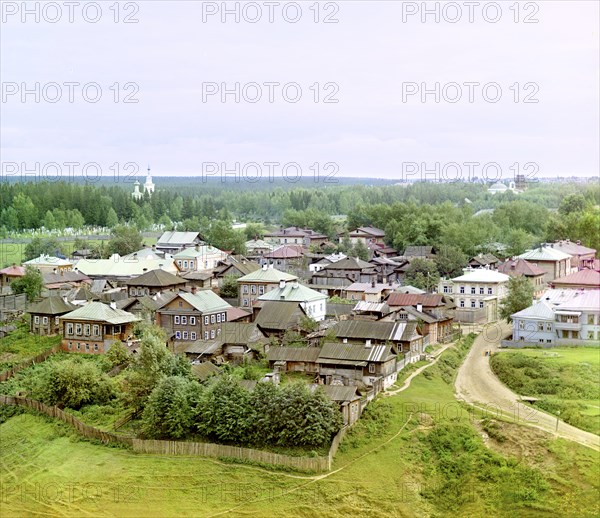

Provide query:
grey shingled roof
left=267, top=346, right=322, bottom=363
left=28, top=296, right=76, bottom=315
left=124, top=269, right=186, bottom=287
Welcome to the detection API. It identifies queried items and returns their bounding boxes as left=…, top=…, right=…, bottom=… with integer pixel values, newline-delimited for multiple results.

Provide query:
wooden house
left=124, top=268, right=186, bottom=297
left=59, top=302, right=139, bottom=354
left=28, top=296, right=76, bottom=336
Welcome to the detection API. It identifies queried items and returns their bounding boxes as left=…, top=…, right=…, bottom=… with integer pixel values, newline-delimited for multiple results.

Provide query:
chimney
left=191, top=286, right=197, bottom=294
left=279, top=280, right=286, bottom=289
left=292, top=280, right=299, bottom=289
left=152, top=244, right=156, bottom=251
left=133, top=253, right=138, bottom=259
left=110, top=302, right=116, bottom=310
left=416, top=303, right=423, bottom=313
left=269, top=263, right=274, bottom=269
left=195, top=244, right=200, bottom=252
left=371, top=280, right=376, bottom=288
left=365, top=339, right=372, bottom=348
left=343, top=338, right=348, bottom=343
left=262, top=264, right=268, bottom=271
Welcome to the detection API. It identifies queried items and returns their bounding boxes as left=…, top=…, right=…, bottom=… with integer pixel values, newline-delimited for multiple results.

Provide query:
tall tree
left=403, top=259, right=440, bottom=292
left=11, top=266, right=43, bottom=302
left=500, top=276, right=534, bottom=322
left=107, top=225, right=144, bottom=256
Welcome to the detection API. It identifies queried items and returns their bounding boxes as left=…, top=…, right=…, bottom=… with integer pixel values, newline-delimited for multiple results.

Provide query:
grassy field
left=1, top=336, right=599, bottom=517
left=491, top=348, right=600, bottom=435
left=0, top=321, right=60, bottom=371
left=0, top=236, right=157, bottom=268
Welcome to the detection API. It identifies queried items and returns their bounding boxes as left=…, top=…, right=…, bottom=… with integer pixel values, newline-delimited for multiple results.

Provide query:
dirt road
left=455, top=321, right=600, bottom=452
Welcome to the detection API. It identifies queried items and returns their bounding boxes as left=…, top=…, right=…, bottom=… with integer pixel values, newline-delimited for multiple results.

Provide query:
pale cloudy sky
left=1, top=1, right=598, bottom=181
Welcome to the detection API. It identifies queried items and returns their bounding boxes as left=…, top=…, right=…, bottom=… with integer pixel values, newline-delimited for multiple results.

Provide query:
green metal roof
left=60, top=302, right=139, bottom=324
left=237, top=267, right=297, bottom=283
left=258, top=283, right=327, bottom=303
left=178, top=291, right=231, bottom=313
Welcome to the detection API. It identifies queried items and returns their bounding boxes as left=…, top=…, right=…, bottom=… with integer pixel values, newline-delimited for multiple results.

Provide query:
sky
left=1, top=0, right=599, bottom=183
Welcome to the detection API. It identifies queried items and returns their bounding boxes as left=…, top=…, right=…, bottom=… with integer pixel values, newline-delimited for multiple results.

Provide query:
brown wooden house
left=59, top=302, right=139, bottom=354
left=28, top=296, right=76, bottom=336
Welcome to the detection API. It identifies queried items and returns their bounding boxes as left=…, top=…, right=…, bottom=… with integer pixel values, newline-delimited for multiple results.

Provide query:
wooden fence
left=0, top=395, right=133, bottom=447
left=131, top=438, right=331, bottom=471
left=0, top=346, right=60, bottom=382
left=0, top=393, right=347, bottom=472
left=0, top=293, right=27, bottom=311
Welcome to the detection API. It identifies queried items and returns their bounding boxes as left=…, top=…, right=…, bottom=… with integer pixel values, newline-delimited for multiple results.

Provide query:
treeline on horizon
left=1, top=179, right=599, bottom=259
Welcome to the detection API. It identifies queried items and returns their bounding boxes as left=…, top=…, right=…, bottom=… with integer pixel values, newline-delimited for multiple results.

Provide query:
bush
left=29, top=358, right=115, bottom=409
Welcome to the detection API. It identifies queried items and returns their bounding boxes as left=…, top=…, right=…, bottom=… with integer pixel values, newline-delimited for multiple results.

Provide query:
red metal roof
left=0, top=265, right=25, bottom=276
left=386, top=293, right=445, bottom=307
left=551, top=269, right=600, bottom=288
left=498, top=259, right=546, bottom=277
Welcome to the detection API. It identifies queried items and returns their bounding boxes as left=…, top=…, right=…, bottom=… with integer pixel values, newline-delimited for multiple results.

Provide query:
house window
left=68, top=342, right=72, bottom=350
left=75, top=324, right=82, bottom=335
left=368, top=364, right=375, bottom=374
left=251, top=285, right=257, bottom=294
left=459, top=286, right=465, bottom=294
left=84, top=324, right=90, bottom=336
left=588, top=314, right=595, bottom=325
left=94, top=344, right=99, bottom=351
left=178, top=260, right=182, bottom=266
left=178, top=301, right=183, bottom=307
left=217, top=313, right=221, bottom=323
left=204, top=331, right=209, bottom=340
left=204, top=316, right=209, bottom=325
left=259, top=286, right=264, bottom=295
left=479, top=301, right=484, bottom=308
left=460, top=300, right=465, bottom=308
left=42, top=316, right=48, bottom=325
left=538, top=323, right=544, bottom=331
left=243, top=299, right=249, bottom=307
left=34, top=316, right=40, bottom=324
left=190, top=332, right=196, bottom=340
left=519, top=321, right=524, bottom=330
left=77, top=343, right=81, bottom=350
left=470, top=300, right=476, bottom=308
left=588, top=331, right=594, bottom=340
left=55, top=316, right=59, bottom=324
left=67, top=323, right=73, bottom=334
left=190, top=261, right=195, bottom=269
left=539, top=339, right=544, bottom=343
left=243, top=285, right=249, bottom=294
left=546, top=339, right=552, bottom=343
left=488, top=288, right=493, bottom=295
left=93, top=325, right=99, bottom=335
left=190, top=316, right=196, bottom=325
left=545, top=323, right=552, bottom=331
left=443, top=286, right=449, bottom=293
left=174, top=316, right=180, bottom=324
left=183, top=261, right=188, bottom=268
left=183, top=331, right=188, bottom=340
left=175, top=331, right=181, bottom=339
left=181, top=316, right=187, bottom=325
left=210, top=329, right=215, bottom=339
left=479, top=287, right=484, bottom=295
left=85, top=344, right=90, bottom=352
left=211, top=314, right=215, bottom=324
left=471, top=287, right=476, bottom=294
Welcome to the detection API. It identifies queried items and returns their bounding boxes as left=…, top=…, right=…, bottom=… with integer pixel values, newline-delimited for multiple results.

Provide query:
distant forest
left=1, top=178, right=599, bottom=258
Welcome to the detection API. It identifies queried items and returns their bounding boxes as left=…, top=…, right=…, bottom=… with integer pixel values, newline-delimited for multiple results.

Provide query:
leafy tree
left=558, top=193, right=586, bottom=215
left=105, top=341, right=131, bottom=369
left=220, top=275, right=239, bottom=298
left=107, top=225, right=143, bottom=256
left=24, top=237, right=63, bottom=261
left=29, top=358, right=115, bottom=409
left=338, top=234, right=352, bottom=254
left=106, top=208, right=119, bottom=228
left=195, top=375, right=252, bottom=443
left=403, top=259, right=440, bottom=292
left=505, top=229, right=533, bottom=257
left=11, top=266, right=43, bottom=302
left=434, top=245, right=467, bottom=278
left=299, top=315, right=318, bottom=333
left=500, top=276, right=534, bottom=322
left=244, top=222, right=265, bottom=240
left=141, top=376, right=200, bottom=439
left=352, top=240, right=370, bottom=261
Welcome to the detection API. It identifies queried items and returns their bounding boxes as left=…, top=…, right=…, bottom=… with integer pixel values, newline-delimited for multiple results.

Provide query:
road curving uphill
left=455, top=321, right=600, bottom=452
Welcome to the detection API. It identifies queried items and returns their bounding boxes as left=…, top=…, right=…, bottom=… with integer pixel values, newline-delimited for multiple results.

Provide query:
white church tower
left=132, top=166, right=155, bottom=199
